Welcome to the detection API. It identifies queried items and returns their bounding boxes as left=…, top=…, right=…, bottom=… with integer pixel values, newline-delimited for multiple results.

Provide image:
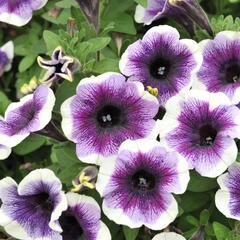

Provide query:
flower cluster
left=0, top=169, right=111, bottom=240
left=1, top=1, right=240, bottom=239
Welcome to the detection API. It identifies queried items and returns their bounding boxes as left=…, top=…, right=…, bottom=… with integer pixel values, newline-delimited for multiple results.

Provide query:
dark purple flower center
left=0, top=51, right=9, bottom=70
left=131, top=169, right=156, bottom=192
left=154, top=106, right=166, bottom=120
left=221, top=60, right=240, bottom=84
left=29, top=192, right=54, bottom=216
left=96, top=104, right=122, bottom=128
left=198, top=124, right=217, bottom=146
left=59, top=211, right=84, bottom=240
left=150, top=58, right=171, bottom=80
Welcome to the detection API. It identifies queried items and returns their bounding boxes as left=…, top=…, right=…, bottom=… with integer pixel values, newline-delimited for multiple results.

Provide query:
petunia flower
left=152, top=232, right=186, bottom=240
left=0, top=144, right=11, bottom=160
left=134, top=0, right=213, bottom=37
left=59, top=192, right=111, bottom=240
left=61, top=72, right=159, bottom=165
left=0, top=0, right=48, bottom=27
left=0, top=41, right=14, bottom=77
left=195, top=31, right=240, bottom=105
left=37, top=46, right=80, bottom=86
left=215, top=162, right=240, bottom=221
left=96, top=139, right=190, bottom=230
left=119, top=25, right=202, bottom=106
left=159, top=90, right=240, bottom=178
left=0, top=169, right=68, bottom=240
left=0, top=84, right=55, bottom=148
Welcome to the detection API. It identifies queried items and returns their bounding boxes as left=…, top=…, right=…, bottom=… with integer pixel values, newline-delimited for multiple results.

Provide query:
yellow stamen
left=146, top=86, right=158, bottom=97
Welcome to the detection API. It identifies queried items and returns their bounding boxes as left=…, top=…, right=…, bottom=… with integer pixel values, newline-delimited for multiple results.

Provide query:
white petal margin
left=34, top=85, right=56, bottom=131
left=66, top=192, right=111, bottom=240
left=215, top=162, right=240, bottom=221
left=0, top=177, right=30, bottom=240
left=101, top=193, right=178, bottom=230
left=0, top=144, right=11, bottom=160
left=18, top=169, right=68, bottom=233
left=61, top=96, right=75, bottom=142
left=0, top=0, right=48, bottom=27
left=152, top=232, right=186, bottom=240
left=0, top=94, right=33, bottom=147
left=0, top=41, right=14, bottom=71
left=76, top=72, right=125, bottom=92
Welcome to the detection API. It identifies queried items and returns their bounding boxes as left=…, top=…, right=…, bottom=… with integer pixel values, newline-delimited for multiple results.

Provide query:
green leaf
left=55, top=0, right=78, bottom=8
left=123, top=226, right=139, bottom=240
left=43, top=30, right=61, bottom=54
left=0, top=91, right=10, bottom=115
left=18, top=54, right=37, bottom=72
left=54, top=78, right=80, bottom=112
left=92, top=58, right=119, bottom=74
left=134, top=0, right=147, bottom=7
left=187, top=215, right=199, bottom=227
left=188, top=171, right=217, bottom=192
left=13, top=134, right=46, bottom=155
left=213, top=222, right=231, bottom=240
left=200, top=209, right=210, bottom=225
left=179, top=192, right=210, bottom=213
left=50, top=142, right=84, bottom=186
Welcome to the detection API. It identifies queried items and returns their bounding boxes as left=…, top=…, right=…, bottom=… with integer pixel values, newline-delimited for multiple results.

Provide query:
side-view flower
left=119, top=25, right=202, bottom=106
left=61, top=72, right=159, bottom=165
left=159, top=90, right=240, bottom=178
left=0, top=0, right=48, bottom=26
left=215, top=162, right=240, bottom=221
left=38, top=46, right=80, bottom=86
left=134, top=0, right=213, bottom=36
left=0, top=41, right=14, bottom=77
left=0, top=85, right=55, bottom=147
left=96, top=138, right=190, bottom=230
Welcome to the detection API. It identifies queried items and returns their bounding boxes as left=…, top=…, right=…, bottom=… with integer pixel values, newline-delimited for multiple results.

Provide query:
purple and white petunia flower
left=96, top=138, right=190, bottom=230
left=152, top=232, right=186, bottom=240
left=195, top=31, right=240, bottom=104
left=0, top=85, right=55, bottom=148
left=0, top=41, right=14, bottom=77
left=0, top=0, right=48, bottom=27
left=61, top=72, right=159, bottom=165
left=119, top=25, right=202, bottom=106
left=38, top=47, right=80, bottom=86
left=0, top=169, right=68, bottom=240
left=159, top=90, right=240, bottom=178
left=215, top=162, right=240, bottom=221
left=59, top=192, right=111, bottom=240
left=134, top=0, right=213, bottom=36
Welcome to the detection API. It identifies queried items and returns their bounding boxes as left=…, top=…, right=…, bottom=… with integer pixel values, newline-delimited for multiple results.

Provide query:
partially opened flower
left=119, top=25, right=202, bottom=106
left=135, top=0, right=213, bottom=36
left=152, top=232, right=186, bottom=240
left=0, top=0, right=48, bottom=26
left=0, top=169, right=68, bottom=240
left=195, top=31, right=240, bottom=104
left=159, top=90, right=240, bottom=178
left=0, top=85, right=55, bottom=147
left=61, top=72, right=159, bottom=165
left=0, top=144, right=11, bottom=160
left=38, top=46, right=80, bottom=86
left=96, top=139, right=189, bottom=230
left=0, top=41, right=14, bottom=77
left=59, top=192, right=111, bottom=240
left=215, top=162, right=240, bottom=221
